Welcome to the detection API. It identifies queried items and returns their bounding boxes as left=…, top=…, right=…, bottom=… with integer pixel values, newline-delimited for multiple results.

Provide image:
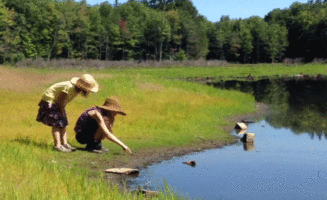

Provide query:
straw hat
left=71, top=74, right=98, bottom=93
left=98, top=97, right=127, bottom=116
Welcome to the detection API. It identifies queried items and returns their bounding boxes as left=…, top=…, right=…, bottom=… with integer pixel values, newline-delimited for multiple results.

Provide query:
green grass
left=0, top=142, right=138, bottom=200
left=82, top=63, right=327, bottom=79
left=1, top=63, right=325, bottom=199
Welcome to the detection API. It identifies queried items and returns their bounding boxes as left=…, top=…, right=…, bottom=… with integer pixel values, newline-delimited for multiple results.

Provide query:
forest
left=0, top=0, right=326, bottom=64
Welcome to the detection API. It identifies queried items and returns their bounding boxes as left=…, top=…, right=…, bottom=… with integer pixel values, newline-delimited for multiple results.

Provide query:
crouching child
left=74, top=96, right=132, bottom=154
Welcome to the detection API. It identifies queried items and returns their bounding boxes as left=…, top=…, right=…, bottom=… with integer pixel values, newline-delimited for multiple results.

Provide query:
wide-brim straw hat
left=71, top=74, right=98, bottom=93
left=98, top=97, right=127, bottom=116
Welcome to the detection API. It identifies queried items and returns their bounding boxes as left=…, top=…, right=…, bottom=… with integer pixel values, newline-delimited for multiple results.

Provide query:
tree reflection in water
left=209, top=76, right=327, bottom=139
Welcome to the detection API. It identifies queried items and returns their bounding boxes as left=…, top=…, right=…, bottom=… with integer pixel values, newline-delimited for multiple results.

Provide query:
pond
left=127, top=76, right=327, bottom=200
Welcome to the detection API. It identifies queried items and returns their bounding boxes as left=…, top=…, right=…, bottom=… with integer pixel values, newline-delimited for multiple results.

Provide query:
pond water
left=127, top=77, right=327, bottom=200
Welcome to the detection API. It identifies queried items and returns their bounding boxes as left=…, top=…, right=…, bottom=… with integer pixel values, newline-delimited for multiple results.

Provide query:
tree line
left=0, top=0, right=326, bottom=64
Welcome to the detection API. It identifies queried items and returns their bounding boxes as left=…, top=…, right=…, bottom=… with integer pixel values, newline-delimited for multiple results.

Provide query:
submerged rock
left=138, top=189, right=159, bottom=197
left=183, top=160, right=196, bottom=167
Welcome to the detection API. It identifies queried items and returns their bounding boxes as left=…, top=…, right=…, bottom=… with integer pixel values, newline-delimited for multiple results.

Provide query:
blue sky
left=82, top=0, right=309, bottom=22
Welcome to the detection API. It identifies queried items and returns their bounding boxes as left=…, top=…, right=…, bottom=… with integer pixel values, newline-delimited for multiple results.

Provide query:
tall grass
left=0, top=142, right=136, bottom=200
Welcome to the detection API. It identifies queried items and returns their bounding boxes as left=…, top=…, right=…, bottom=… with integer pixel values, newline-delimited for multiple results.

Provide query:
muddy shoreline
left=102, top=102, right=270, bottom=190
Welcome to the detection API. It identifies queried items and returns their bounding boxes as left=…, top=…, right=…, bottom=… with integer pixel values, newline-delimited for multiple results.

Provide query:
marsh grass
left=68, top=75, right=254, bottom=149
left=1, top=66, right=256, bottom=199
left=2, top=63, right=324, bottom=199
left=101, top=63, right=327, bottom=79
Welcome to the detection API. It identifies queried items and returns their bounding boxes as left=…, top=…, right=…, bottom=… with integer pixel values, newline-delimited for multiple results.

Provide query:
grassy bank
left=96, top=63, right=327, bottom=79
left=1, top=64, right=325, bottom=199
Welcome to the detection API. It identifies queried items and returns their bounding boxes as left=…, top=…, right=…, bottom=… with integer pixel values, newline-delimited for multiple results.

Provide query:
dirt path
left=0, top=67, right=78, bottom=92
left=0, top=67, right=112, bottom=92
left=1, top=67, right=270, bottom=190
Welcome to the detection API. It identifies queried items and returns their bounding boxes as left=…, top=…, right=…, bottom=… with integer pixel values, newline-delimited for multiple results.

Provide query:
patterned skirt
left=36, top=100, right=68, bottom=128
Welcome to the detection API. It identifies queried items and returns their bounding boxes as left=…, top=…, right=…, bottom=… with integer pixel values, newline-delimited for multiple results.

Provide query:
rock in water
left=240, top=133, right=255, bottom=143
left=235, top=122, right=248, bottom=130
left=183, top=160, right=196, bottom=167
left=105, top=168, right=139, bottom=175
left=136, top=189, right=159, bottom=197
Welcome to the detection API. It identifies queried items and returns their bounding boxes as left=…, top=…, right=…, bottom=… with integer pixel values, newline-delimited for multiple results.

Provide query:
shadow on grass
left=75, top=147, right=91, bottom=152
left=12, top=137, right=93, bottom=152
left=12, top=137, right=114, bottom=154
left=12, top=136, right=49, bottom=149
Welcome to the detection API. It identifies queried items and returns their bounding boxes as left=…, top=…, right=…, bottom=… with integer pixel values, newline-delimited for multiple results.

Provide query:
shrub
left=12, top=52, right=25, bottom=63
left=282, top=58, right=293, bottom=66
left=312, top=58, right=327, bottom=64
left=15, top=58, right=230, bottom=69
left=173, top=49, right=187, bottom=62
left=293, top=57, right=305, bottom=65
left=282, top=57, right=304, bottom=66
left=207, top=60, right=229, bottom=66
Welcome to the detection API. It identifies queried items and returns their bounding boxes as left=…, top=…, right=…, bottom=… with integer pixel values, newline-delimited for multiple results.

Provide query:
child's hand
left=123, top=146, right=132, bottom=155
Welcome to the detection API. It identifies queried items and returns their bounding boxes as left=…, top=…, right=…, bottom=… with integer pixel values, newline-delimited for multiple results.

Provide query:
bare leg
left=60, top=127, right=76, bottom=151
left=52, top=127, right=61, bottom=148
left=59, top=127, right=68, bottom=146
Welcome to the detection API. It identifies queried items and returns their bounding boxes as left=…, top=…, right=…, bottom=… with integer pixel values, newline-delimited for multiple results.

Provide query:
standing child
left=37, top=74, right=98, bottom=152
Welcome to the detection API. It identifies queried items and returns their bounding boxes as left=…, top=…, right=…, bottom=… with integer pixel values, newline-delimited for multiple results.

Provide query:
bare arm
left=89, top=110, right=132, bottom=154
left=55, top=92, right=68, bottom=110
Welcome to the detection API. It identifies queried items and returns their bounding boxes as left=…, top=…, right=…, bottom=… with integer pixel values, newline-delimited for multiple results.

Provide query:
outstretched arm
left=89, top=110, right=132, bottom=154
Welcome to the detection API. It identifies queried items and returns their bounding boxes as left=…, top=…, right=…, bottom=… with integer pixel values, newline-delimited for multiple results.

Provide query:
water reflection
left=235, top=129, right=247, bottom=135
left=309, top=132, right=325, bottom=141
left=209, top=78, right=327, bottom=137
left=243, top=142, right=255, bottom=151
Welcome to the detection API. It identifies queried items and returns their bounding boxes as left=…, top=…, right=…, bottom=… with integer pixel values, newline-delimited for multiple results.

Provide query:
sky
left=81, top=0, right=310, bottom=22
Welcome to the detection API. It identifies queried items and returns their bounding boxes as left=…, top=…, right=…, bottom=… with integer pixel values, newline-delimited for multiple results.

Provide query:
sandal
left=63, top=144, right=77, bottom=151
left=88, top=149, right=103, bottom=153
left=54, top=145, right=72, bottom=153
left=86, top=140, right=104, bottom=153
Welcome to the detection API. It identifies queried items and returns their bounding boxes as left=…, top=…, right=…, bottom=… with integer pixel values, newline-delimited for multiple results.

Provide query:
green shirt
left=41, top=81, right=80, bottom=105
